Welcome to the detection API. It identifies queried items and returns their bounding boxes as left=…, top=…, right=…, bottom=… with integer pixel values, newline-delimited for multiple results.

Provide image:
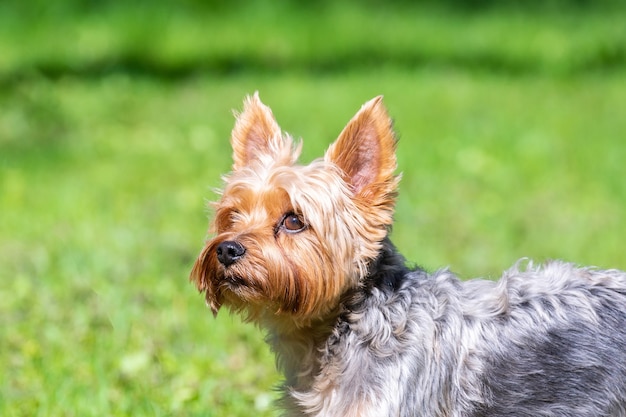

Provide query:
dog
left=190, top=93, right=626, bottom=416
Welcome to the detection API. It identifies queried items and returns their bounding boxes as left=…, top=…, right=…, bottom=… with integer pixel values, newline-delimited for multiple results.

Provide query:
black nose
left=216, top=240, right=246, bottom=267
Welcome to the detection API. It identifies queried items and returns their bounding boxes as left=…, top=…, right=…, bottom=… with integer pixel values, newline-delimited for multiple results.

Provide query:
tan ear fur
left=231, top=92, right=283, bottom=170
left=324, top=96, right=398, bottom=202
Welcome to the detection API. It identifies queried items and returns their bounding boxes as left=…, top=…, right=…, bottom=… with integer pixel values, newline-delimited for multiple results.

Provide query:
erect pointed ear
left=324, top=96, right=398, bottom=201
left=230, top=92, right=284, bottom=170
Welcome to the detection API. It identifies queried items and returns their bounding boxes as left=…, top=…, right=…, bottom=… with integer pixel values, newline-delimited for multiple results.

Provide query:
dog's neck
left=263, top=311, right=340, bottom=390
left=261, top=238, right=411, bottom=389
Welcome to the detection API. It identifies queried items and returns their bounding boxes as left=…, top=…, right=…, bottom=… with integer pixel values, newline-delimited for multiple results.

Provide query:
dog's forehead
left=223, top=159, right=351, bottom=216
left=222, top=175, right=290, bottom=214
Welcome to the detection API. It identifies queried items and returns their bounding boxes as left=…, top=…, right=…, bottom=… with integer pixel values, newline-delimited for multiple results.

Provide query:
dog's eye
left=282, top=213, right=306, bottom=233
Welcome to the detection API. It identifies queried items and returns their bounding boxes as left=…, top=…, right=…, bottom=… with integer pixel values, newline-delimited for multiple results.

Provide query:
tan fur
left=230, top=92, right=300, bottom=170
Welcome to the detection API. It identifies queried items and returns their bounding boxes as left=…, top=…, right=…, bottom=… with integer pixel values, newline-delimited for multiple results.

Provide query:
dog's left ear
left=325, top=96, right=398, bottom=205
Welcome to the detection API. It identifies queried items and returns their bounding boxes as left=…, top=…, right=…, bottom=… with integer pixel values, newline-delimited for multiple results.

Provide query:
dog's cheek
left=277, top=232, right=351, bottom=317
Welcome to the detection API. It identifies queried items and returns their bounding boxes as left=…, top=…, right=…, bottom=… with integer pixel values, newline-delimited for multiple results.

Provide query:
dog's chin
left=213, top=272, right=267, bottom=312
left=221, top=273, right=249, bottom=288
left=215, top=275, right=314, bottom=323
left=203, top=270, right=250, bottom=316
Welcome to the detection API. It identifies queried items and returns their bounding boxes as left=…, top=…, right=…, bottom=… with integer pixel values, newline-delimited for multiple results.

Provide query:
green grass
left=2, top=3, right=626, bottom=416
left=1, top=3, right=625, bottom=79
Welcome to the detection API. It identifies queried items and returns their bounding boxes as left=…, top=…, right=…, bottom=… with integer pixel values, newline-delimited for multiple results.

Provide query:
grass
left=2, top=3, right=626, bottom=416
left=1, top=3, right=626, bottom=79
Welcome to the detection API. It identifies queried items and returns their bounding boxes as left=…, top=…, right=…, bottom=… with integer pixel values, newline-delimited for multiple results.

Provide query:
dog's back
left=462, top=261, right=626, bottom=416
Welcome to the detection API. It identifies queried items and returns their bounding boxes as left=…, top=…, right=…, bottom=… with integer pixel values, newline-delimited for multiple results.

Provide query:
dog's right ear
left=231, top=92, right=286, bottom=170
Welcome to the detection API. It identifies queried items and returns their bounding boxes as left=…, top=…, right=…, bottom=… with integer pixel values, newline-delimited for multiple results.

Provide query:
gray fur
left=279, top=243, right=626, bottom=416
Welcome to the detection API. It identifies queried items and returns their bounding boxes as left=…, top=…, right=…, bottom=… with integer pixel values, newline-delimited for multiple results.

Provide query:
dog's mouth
left=221, top=273, right=250, bottom=289
left=216, top=267, right=266, bottom=301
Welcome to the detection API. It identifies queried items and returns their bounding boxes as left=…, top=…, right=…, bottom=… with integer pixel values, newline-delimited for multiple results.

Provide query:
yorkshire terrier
left=190, top=93, right=626, bottom=417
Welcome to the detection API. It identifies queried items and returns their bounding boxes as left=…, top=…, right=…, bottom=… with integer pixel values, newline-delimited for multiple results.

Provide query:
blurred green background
left=1, top=1, right=625, bottom=416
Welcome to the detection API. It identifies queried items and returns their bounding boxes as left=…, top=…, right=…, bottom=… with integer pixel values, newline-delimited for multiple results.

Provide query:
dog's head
left=190, top=93, right=399, bottom=325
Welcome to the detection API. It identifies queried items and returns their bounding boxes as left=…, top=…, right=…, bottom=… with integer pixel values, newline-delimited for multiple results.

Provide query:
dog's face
left=191, top=93, right=398, bottom=325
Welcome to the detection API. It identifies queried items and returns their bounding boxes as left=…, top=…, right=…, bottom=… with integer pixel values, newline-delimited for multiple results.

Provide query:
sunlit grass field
left=2, top=3, right=626, bottom=416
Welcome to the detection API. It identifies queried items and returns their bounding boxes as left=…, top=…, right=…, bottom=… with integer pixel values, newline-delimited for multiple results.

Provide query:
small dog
left=190, top=93, right=626, bottom=417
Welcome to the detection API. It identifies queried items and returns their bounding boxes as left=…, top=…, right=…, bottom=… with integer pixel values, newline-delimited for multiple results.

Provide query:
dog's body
left=191, top=94, right=626, bottom=416
left=284, top=242, right=626, bottom=416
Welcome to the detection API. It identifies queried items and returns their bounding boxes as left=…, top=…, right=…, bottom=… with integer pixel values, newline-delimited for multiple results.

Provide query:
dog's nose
left=216, top=240, right=246, bottom=267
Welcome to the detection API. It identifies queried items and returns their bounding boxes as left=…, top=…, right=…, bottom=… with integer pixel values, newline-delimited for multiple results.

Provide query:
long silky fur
left=286, top=238, right=626, bottom=417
